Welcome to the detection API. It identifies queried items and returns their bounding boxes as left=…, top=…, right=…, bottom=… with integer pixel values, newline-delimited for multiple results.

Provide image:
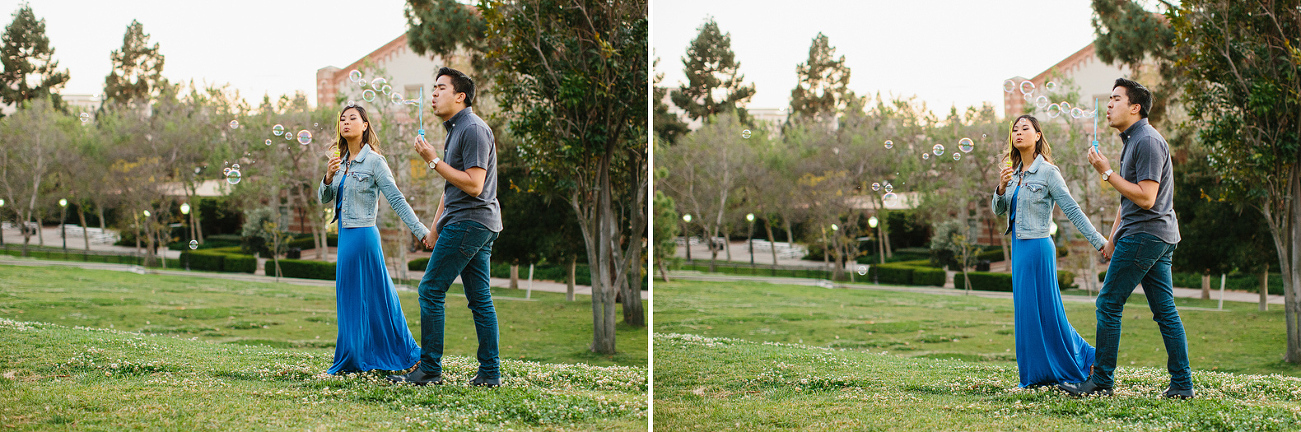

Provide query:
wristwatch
left=1101, top=169, right=1114, bottom=181
left=427, top=157, right=441, bottom=170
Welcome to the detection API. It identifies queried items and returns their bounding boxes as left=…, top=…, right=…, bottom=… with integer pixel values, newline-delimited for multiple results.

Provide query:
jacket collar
left=348, top=144, right=374, bottom=163
left=1019, top=153, right=1047, bottom=174
left=1119, top=118, right=1149, bottom=143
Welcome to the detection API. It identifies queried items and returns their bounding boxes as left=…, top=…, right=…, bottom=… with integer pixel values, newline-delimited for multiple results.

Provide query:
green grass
left=654, top=280, right=1301, bottom=377
left=654, top=333, right=1301, bottom=431
left=1, top=318, right=646, bottom=431
left=0, top=264, right=646, bottom=368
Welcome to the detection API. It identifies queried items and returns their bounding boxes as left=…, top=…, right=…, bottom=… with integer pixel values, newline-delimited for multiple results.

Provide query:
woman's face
left=338, top=108, right=367, bottom=142
left=1010, top=118, right=1040, bottom=153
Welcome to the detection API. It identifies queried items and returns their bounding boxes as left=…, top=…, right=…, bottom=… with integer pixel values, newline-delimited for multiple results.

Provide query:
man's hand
left=422, top=232, right=436, bottom=249
left=414, top=134, right=439, bottom=164
left=1099, top=239, right=1115, bottom=263
left=1087, top=147, right=1111, bottom=176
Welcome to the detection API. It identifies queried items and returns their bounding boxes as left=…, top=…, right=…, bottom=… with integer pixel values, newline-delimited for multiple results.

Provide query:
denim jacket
left=317, top=144, right=430, bottom=240
left=991, top=154, right=1105, bottom=250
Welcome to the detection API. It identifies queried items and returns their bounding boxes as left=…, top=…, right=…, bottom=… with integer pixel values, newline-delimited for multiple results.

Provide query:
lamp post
left=180, top=203, right=191, bottom=271
left=58, top=199, right=68, bottom=253
left=868, top=216, right=880, bottom=284
left=830, top=223, right=839, bottom=277
left=682, top=214, right=693, bottom=262
left=746, top=213, right=755, bottom=266
left=0, top=198, right=6, bottom=246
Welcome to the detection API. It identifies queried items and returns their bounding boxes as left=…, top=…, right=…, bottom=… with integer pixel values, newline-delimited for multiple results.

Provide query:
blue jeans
left=1092, top=233, right=1191, bottom=389
left=417, top=221, right=500, bottom=378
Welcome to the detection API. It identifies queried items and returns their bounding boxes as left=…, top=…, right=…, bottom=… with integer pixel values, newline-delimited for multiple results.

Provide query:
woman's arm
left=1048, top=167, right=1106, bottom=250
left=373, top=157, right=431, bottom=241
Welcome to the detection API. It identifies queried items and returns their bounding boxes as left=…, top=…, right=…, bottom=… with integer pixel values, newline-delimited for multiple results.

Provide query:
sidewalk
left=1, top=225, right=645, bottom=300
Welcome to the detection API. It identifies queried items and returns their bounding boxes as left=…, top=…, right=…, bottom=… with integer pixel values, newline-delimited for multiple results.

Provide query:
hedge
left=912, top=267, right=946, bottom=286
left=1099, top=271, right=1285, bottom=295
left=178, top=246, right=256, bottom=274
left=866, top=260, right=946, bottom=287
left=287, top=234, right=338, bottom=250
left=277, top=259, right=336, bottom=280
left=959, top=270, right=1076, bottom=292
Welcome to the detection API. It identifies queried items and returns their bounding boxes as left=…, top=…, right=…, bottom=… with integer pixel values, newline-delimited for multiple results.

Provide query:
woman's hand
left=997, top=165, right=1014, bottom=195
left=325, top=156, right=341, bottom=184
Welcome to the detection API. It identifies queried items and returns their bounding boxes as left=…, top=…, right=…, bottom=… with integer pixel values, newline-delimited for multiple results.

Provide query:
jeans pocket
left=456, top=224, right=490, bottom=259
left=1122, top=234, right=1164, bottom=271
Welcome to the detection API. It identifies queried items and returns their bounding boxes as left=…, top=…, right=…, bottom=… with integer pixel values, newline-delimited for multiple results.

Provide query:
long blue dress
left=328, top=170, right=421, bottom=374
left=1009, top=185, right=1095, bottom=387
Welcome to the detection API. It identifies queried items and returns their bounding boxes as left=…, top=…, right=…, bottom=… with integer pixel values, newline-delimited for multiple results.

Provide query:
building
left=1003, top=43, right=1134, bottom=120
left=315, top=33, right=473, bottom=124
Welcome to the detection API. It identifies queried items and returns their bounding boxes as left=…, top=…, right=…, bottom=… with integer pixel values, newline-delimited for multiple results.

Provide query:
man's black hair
left=1113, top=77, right=1152, bottom=119
left=437, top=67, right=475, bottom=108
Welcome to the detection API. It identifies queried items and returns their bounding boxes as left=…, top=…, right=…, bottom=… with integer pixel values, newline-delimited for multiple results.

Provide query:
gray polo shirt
left=436, top=107, right=502, bottom=233
left=1115, top=118, right=1180, bottom=244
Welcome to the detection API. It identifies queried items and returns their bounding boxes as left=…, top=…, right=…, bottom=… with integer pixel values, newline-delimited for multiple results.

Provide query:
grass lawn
left=0, top=264, right=647, bottom=431
left=654, top=280, right=1301, bottom=430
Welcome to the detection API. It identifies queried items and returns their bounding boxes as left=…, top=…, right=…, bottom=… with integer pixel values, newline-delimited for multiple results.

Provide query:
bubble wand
left=418, top=86, right=425, bottom=138
left=1092, top=98, right=1099, bottom=151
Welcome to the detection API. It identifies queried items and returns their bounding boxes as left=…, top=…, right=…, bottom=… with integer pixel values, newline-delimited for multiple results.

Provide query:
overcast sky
left=654, top=0, right=1102, bottom=113
left=6, top=0, right=420, bottom=107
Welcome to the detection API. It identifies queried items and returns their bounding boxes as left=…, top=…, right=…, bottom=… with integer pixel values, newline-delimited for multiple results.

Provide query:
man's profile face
left=431, top=75, right=464, bottom=119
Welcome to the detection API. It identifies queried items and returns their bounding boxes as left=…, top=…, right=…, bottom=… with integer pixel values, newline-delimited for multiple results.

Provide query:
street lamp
left=746, top=213, right=755, bottom=266
left=58, top=199, right=68, bottom=253
left=180, top=203, right=191, bottom=270
left=0, top=198, right=5, bottom=246
left=682, top=213, right=693, bottom=262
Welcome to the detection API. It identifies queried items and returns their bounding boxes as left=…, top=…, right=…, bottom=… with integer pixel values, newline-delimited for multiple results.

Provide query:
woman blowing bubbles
left=992, top=114, right=1107, bottom=388
left=318, top=104, right=431, bottom=374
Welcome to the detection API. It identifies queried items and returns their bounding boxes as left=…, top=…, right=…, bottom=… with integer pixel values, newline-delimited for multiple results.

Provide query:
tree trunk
left=723, top=225, right=732, bottom=262
left=764, top=217, right=779, bottom=265
left=510, top=263, right=519, bottom=289
left=77, top=206, right=90, bottom=252
left=191, top=196, right=204, bottom=244
left=1261, top=264, right=1269, bottom=312
left=1202, top=272, right=1211, bottom=300
left=621, top=234, right=645, bottom=327
left=783, top=218, right=794, bottom=250
left=97, top=205, right=106, bottom=232
left=36, top=209, right=44, bottom=247
left=567, top=255, right=576, bottom=302
left=882, top=214, right=893, bottom=258
left=1285, top=165, right=1300, bottom=364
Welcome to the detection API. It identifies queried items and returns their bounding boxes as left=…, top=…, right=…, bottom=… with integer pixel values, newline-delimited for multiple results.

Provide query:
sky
left=6, top=0, right=421, bottom=107
left=654, top=0, right=1102, bottom=113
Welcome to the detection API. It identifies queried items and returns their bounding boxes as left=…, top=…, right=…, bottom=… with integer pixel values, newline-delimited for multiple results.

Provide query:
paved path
left=667, top=271, right=1284, bottom=309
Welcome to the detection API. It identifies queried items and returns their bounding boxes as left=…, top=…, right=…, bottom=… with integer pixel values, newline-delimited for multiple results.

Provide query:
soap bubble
left=1047, top=104, right=1062, bottom=119
left=194, top=167, right=201, bottom=174
left=883, top=192, right=898, bottom=205
left=349, top=70, right=361, bottom=82
left=922, top=153, right=931, bottom=160
left=226, top=169, right=241, bottom=185
left=272, top=124, right=285, bottom=136
left=362, top=90, right=376, bottom=102
left=959, top=137, right=974, bottom=153
left=381, top=85, right=392, bottom=95
left=884, top=182, right=893, bottom=193
left=871, top=182, right=880, bottom=191
left=297, top=130, right=312, bottom=145
left=932, top=144, right=945, bottom=156
left=741, top=129, right=752, bottom=139
left=189, top=240, right=198, bottom=250
left=264, top=139, right=272, bottom=146
left=1045, top=81, right=1057, bottom=92
left=229, top=120, right=239, bottom=129
left=1071, top=107, right=1084, bottom=119
left=1059, top=101, right=1072, bottom=112
left=231, top=163, right=240, bottom=170
left=953, top=153, right=962, bottom=161
left=391, top=92, right=403, bottom=105
left=1020, top=81, right=1035, bottom=95
left=857, top=265, right=868, bottom=276
left=284, top=132, right=294, bottom=141
left=1035, top=95, right=1048, bottom=109
left=370, top=78, right=387, bottom=91
left=884, top=140, right=894, bottom=149
left=1003, top=80, right=1015, bottom=93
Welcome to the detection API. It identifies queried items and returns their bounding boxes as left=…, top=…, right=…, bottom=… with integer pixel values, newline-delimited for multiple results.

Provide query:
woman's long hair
left=1005, top=114, right=1053, bottom=170
left=333, top=104, right=381, bottom=159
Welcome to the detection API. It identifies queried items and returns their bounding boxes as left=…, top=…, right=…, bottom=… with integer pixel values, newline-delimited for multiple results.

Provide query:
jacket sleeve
left=991, top=183, right=1010, bottom=216
left=318, top=175, right=335, bottom=205
left=1047, top=167, right=1106, bottom=250
left=373, top=156, right=431, bottom=240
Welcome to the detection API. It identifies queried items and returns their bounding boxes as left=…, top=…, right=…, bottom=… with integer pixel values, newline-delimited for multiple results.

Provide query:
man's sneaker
left=469, top=373, right=501, bottom=387
left=1162, top=385, right=1195, bottom=399
left=387, top=369, right=444, bottom=386
left=1057, top=379, right=1113, bottom=397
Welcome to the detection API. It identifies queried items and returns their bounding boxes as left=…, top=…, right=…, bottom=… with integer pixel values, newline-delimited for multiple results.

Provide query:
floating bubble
left=226, top=169, right=241, bottom=185
left=1059, top=101, right=1072, bottom=113
left=932, top=144, right=945, bottom=156
left=884, top=182, right=893, bottom=193
left=883, top=192, right=898, bottom=205
left=871, top=182, right=880, bottom=191
left=229, top=120, right=239, bottom=129
left=264, top=139, right=272, bottom=146
left=857, top=265, right=868, bottom=276
left=982, top=133, right=987, bottom=139
left=1086, top=109, right=1098, bottom=118
left=194, top=167, right=202, bottom=174
left=922, top=153, right=931, bottom=160
left=391, top=92, right=403, bottom=105
left=741, top=129, right=752, bottom=139
left=231, top=163, right=240, bottom=170
left=1071, top=107, right=1084, bottom=119
left=406, top=99, right=418, bottom=105
left=314, top=123, right=319, bottom=128
left=884, top=140, right=894, bottom=149
left=1035, top=95, right=1048, bottom=109
left=189, top=240, right=198, bottom=250
left=371, top=78, right=387, bottom=91
left=959, top=137, right=974, bottom=153
left=297, top=130, right=312, bottom=145
left=285, top=132, right=294, bottom=141
left=362, top=90, right=376, bottom=102
left=1020, top=81, right=1035, bottom=95
left=1045, top=81, right=1057, bottom=92
left=953, top=153, right=962, bottom=161
left=272, top=124, right=285, bottom=136
left=1047, top=104, right=1062, bottom=119
left=349, top=70, right=361, bottom=82
left=381, top=85, right=392, bottom=95
left=222, top=167, right=232, bottom=176
left=1003, top=80, right=1015, bottom=93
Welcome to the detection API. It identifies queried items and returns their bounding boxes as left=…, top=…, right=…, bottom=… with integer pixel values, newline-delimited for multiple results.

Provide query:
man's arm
left=413, top=132, right=490, bottom=197
left=1088, top=146, right=1160, bottom=210
left=425, top=195, right=445, bottom=249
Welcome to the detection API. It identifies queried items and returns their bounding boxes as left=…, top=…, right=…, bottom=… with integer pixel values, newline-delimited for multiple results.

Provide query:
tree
left=483, top=0, right=649, bottom=350
left=404, top=0, right=490, bottom=71
left=658, top=113, right=752, bottom=273
left=932, top=220, right=978, bottom=293
left=653, top=56, right=689, bottom=145
left=669, top=18, right=755, bottom=124
left=652, top=178, right=679, bottom=282
left=103, top=20, right=166, bottom=107
left=0, top=5, right=69, bottom=117
left=1170, top=0, right=1301, bottom=363
left=1091, top=0, right=1181, bottom=127
left=789, top=33, right=853, bottom=123
left=0, top=97, right=67, bottom=255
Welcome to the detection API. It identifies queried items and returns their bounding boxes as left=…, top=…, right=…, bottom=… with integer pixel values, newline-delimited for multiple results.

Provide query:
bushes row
left=1098, top=270, right=1285, bottom=295
left=866, top=260, right=946, bottom=287
left=178, top=246, right=256, bottom=273
left=958, top=270, right=1077, bottom=292
left=277, top=259, right=336, bottom=280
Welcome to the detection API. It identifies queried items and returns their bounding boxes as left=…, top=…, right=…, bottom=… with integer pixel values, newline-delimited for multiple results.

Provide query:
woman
left=318, top=104, right=430, bottom=374
left=991, top=115, right=1106, bottom=388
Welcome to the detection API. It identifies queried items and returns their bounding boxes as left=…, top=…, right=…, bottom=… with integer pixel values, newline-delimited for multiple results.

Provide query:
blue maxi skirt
left=327, top=223, right=421, bottom=374
left=1011, top=231, right=1095, bottom=387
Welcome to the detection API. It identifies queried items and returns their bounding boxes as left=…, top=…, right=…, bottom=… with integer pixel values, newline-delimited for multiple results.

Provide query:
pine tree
left=789, top=33, right=853, bottom=122
left=404, top=0, right=490, bottom=71
left=1090, top=0, right=1177, bottom=125
left=653, top=57, right=689, bottom=144
left=669, top=18, right=755, bottom=124
left=102, top=20, right=166, bottom=106
left=0, top=5, right=69, bottom=116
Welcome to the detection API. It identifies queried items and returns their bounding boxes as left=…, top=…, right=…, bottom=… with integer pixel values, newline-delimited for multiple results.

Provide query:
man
left=1058, top=78, right=1193, bottom=399
left=389, top=67, right=504, bottom=387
